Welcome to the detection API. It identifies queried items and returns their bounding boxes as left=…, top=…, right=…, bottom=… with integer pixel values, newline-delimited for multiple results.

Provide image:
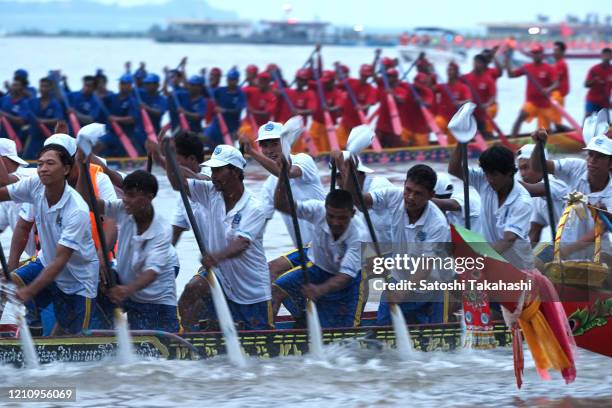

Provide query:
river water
left=0, top=37, right=611, bottom=407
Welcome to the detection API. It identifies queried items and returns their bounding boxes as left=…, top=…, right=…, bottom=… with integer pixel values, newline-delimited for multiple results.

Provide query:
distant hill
left=0, top=0, right=239, bottom=33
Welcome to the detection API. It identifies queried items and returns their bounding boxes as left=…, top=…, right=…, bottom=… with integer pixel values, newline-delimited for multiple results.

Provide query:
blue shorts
left=274, top=263, right=366, bottom=328
left=376, top=278, right=444, bottom=325
left=12, top=258, right=94, bottom=335
left=282, top=247, right=310, bottom=269
left=585, top=101, right=606, bottom=115
left=197, top=269, right=274, bottom=331
left=123, top=299, right=179, bottom=333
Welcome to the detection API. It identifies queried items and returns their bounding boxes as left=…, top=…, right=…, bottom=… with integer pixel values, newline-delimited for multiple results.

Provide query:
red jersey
left=434, top=81, right=471, bottom=120
left=513, top=62, right=557, bottom=107
left=399, top=82, right=434, bottom=134
left=246, top=88, right=277, bottom=126
left=486, top=67, right=502, bottom=80
left=273, top=87, right=296, bottom=123
left=461, top=72, right=496, bottom=105
left=555, top=58, right=570, bottom=96
left=293, top=88, right=318, bottom=113
left=585, top=62, right=612, bottom=107
left=340, top=78, right=377, bottom=129
left=312, top=88, right=345, bottom=123
left=375, top=81, right=407, bottom=134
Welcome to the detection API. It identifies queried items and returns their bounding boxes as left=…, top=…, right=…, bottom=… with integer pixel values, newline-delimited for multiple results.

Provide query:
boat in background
left=397, top=27, right=468, bottom=64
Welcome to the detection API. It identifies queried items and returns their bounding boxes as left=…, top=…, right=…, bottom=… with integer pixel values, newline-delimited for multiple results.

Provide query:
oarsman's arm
left=89, top=155, right=124, bottom=189
left=431, top=197, right=461, bottom=212
left=519, top=180, right=546, bottom=197
left=447, top=144, right=464, bottom=181
left=143, top=103, right=162, bottom=117
left=239, top=138, right=302, bottom=179
left=303, top=274, right=352, bottom=301
left=16, top=245, right=74, bottom=303
left=73, top=109, right=95, bottom=125
left=0, top=111, right=26, bottom=126
left=108, top=269, right=157, bottom=304
left=334, top=150, right=374, bottom=210
left=273, top=172, right=292, bottom=214
left=162, top=140, right=190, bottom=193
left=491, top=231, right=520, bottom=254
left=172, top=226, right=185, bottom=246
left=109, top=114, right=135, bottom=125
left=202, top=236, right=250, bottom=269
left=529, top=129, right=555, bottom=174
left=504, top=58, right=520, bottom=78
left=529, top=223, right=544, bottom=244
left=181, top=109, right=202, bottom=121
left=145, top=140, right=166, bottom=170
left=8, top=217, right=33, bottom=272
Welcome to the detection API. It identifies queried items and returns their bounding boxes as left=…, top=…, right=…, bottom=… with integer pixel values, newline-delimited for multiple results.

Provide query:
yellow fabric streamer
left=518, top=299, right=571, bottom=372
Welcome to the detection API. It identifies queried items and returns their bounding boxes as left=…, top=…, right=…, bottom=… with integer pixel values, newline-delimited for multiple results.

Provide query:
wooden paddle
left=51, top=72, right=81, bottom=135
left=201, top=68, right=233, bottom=146
left=92, top=94, right=139, bottom=158
left=164, top=70, right=190, bottom=131
left=378, top=65, right=403, bottom=137
left=0, top=116, right=22, bottom=151
left=311, top=59, right=340, bottom=151
left=538, top=139, right=556, bottom=240
left=403, top=80, right=448, bottom=146
left=288, top=43, right=322, bottom=87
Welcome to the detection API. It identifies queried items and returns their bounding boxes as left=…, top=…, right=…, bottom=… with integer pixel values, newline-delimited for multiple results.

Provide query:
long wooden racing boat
left=0, top=312, right=512, bottom=367
left=102, top=130, right=583, bottom=170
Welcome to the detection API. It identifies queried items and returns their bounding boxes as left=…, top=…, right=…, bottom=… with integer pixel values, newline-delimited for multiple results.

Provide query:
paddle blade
left=76, top=122, right=106, bottom=156
left=346, top=124, right=374, bottom=155
left=281, top=116, right=304, bottom=160
left=448, top=102, right=477, bottom=144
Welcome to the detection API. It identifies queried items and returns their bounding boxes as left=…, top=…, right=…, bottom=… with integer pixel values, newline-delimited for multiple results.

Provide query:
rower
left=241, top=122, right=325, bottom=279
left=505, top=44, right=558, bottom=137
left=67, top=75, right=102, bottom=130
left=239, top=72, right=278, bottom=147
left=337, top=64, right=377, bottom=149
left=375, top=68, right=407, bottom=147
left=207, top=67, right=222, bottom=93
left=530, top=130, right=612, bottom=258
left=433, top=63, right=471, bottom=144
left=481, top=47, right=504, bottom=88
left=271, top=69, right=295, bottom=124
left=398, top=73, right=435, bottom=147
left=244, top=64, right=258, bottom=87
left=343, top=163, right=450, bottom=325
left=140, top=73, right=168, bottom=135
left=515, top=143, right=568, bottom=244
left=584, top=47, right=611, bottom=118
left=165, top=145, right=272, bottom=331
left=287, top=69, right=317, bottom=153
left=272, top=187, right=367, bottom=328
left=12, top=69, right=37, bottom=99
left=75, top=166, right=179, bottom=332
left=169, top=75, right=207, bottom=134
left=0, top=76, right=29, bottom=144
left=0, top=143, right=99, bottom=335
left=310, top=70, right=344, bottom=152
left=25, top=77, right=64, bottom=159
left=551, top=41, right=571, bottom=131
left=449, top=144, right=534, bottom=270
left=94, top=69, right=113, bottom=102
left=204, top=68, right=246, bottom=148
left=95, top=73, right=142, bottom=156
left=432, top=171, right=482, bottom=233
left=461, top=54, right=498, bottom=138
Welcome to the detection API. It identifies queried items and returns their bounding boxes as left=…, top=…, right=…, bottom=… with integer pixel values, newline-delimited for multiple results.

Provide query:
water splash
left=390, top=304, right=413, bottom=358
left=456, top=309, right=472, bottom=351
left=114, top=308, right=136, bottom=364
left=208, top=270, right=246, bottom=367
left=15, top=303, right=39, bottom=368
left=306, top=301, right=324, bottom=358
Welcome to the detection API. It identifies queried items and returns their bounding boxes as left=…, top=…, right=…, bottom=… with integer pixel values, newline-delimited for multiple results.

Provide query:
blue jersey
left=0, top=95, right=30, bottom=140
left=104, top=93, right=140, bottom=136
left=213, top=86, right=245, bottom=132
left=139, top=90, right=168, bottom=133
left=68, top=91, right=101, bottom=122
left=169, top=90, right=206, bottom=132
left=28, top=97, right=64, bottom=135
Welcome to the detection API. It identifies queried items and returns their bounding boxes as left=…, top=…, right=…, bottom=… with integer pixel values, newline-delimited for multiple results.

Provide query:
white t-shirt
left=105, top=200, right=177, bottom=306
left=469, top=168, right=534, bottom=270
left=529, top=176, right=569, bottom=229
left=188, top=179, right=271, bottom=304
left=260, top=153, right=325, bottom=246
left=7, top=177, right=99, bottom=298
left=296, top=200, right=366, bottom=278
left=363, top=175, right=395, bottom=244
left=445, top=186, right=482, bottom=234
left=0, top=166, right=38, bottom=256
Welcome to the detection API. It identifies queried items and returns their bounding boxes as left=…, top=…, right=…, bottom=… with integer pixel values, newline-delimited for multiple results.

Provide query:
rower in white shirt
left=342, top=162, right=451, bottom=325
left=432, top=172, right=482, bottom=233
left=515, top=143, right=569, bottom=244
left=449, top=144, right=534, bottom=271
left=530, top=129, right=612, bottom=258
left=0, top=143, right=99, bottom=335
left=165, top=144, right=273, bottom=331
left=76, top=166, right=179, bottom=332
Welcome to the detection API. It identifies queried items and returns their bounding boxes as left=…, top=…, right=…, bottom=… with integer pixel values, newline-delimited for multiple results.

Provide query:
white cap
left=0, top=139, right=28, bottom=166
left=202, top=144, right=246, bottom=169
left=583, top=135, right=612, bottom=156
left=330, top=151, right=373, bottom=174
left=434, top=172, right=454, bottom=196
left=516, top=143, right=548, bottom=161
left=44, top=133, right=77, bottom=156
left=257, top=121, right=283, bottom=142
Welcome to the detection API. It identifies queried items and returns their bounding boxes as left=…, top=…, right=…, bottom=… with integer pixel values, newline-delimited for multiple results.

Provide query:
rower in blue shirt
left=140, top=73, right=168, bottom=134
left=68, top=75, right=102, bottom=128
left=205, top=68, right=245, bottom=147
left=0, top=77, right=30, bottom=145
left=13, top=69, right=38, bottom=99
left=169, top=75, right=207, bottom=133
left=25, top=77, right=64, bottom=159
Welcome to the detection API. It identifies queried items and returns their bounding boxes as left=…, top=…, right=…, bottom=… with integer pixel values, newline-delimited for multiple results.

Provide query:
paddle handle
left=203, top=74, right=233, bottom=146
left=281, top=159, right=310, bottom=284
left=538, top=140, right=556, bottom=241
left=330, top=161, right=337, bottom=192
left=460, top=143, right=471, bottom=230
left=348, top=158, right=382, bottom=257
left=0, top=116, right=22, bottom=151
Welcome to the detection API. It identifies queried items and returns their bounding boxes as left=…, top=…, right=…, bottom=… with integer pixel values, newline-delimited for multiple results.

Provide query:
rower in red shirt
left=310, top=70, right=345, bottom=152
left=434, top=62, right=471, bottom=144
left=481, top=47, right=503, bottom=85
left=337, top=64, right=377, bottom=148
left=506, top=44, right=558, bottom=137
left=461, top=54, right=498, bottom=138
left=551, top=41, right=571, bottom=130
left=398, top=73, right=434, bottom=146
left=244, top=64, right=258, bottom=87
left=238, top=72, right=278, bottom=145
left=290, top=69, right=318, bottom=153
left=375, top=68, right=407, bottom=147
left=271, top=70, right=294, bottom=124
left=584, top=47, right=611, bottom=117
